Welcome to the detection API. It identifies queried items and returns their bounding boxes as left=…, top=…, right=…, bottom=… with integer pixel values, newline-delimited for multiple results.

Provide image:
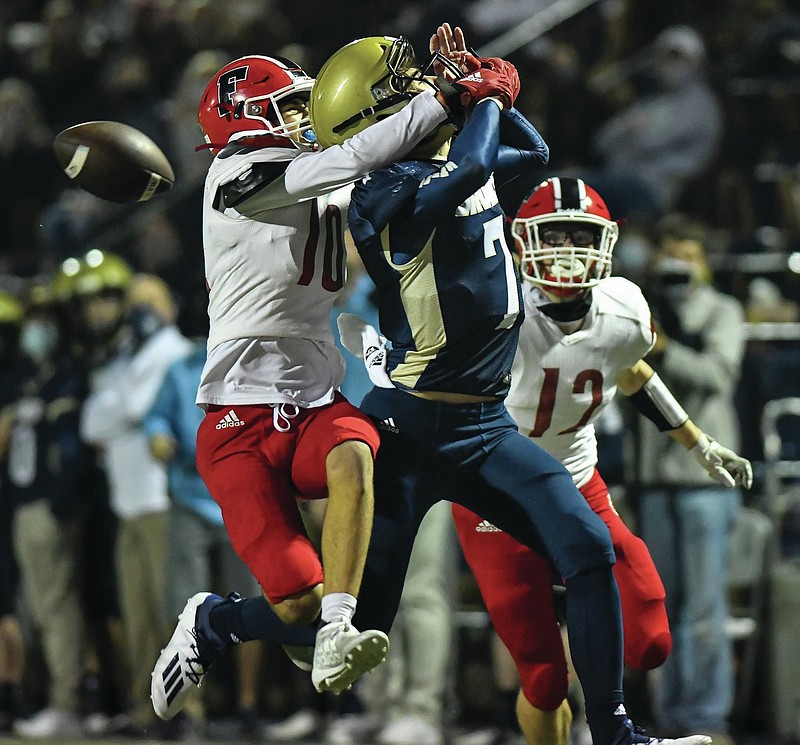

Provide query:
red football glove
left=454, top=55, right=521, bottom=111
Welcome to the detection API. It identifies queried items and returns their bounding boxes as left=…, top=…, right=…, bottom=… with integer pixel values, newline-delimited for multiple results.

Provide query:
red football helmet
left=198, top=55, right=315, bottom=154
left=512, top=177, right=619, bottom=297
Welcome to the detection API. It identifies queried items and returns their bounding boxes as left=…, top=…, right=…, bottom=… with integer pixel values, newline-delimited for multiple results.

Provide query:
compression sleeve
left=494, top=108, right=549, bottom=188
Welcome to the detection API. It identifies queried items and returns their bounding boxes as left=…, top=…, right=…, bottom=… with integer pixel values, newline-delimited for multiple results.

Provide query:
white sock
left=320, top=592, right=357, bottom=625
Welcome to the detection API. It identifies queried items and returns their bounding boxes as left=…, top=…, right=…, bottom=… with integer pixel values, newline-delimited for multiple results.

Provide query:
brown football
left=53, top=121, right=175, bottom=204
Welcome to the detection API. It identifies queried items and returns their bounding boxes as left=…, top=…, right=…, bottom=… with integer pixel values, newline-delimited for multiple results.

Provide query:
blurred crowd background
left=1, top=0, right=800, bottom=743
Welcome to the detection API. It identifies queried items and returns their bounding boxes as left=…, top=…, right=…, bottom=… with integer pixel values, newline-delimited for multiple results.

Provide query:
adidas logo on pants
left=216, top=409, right=245, bottom=429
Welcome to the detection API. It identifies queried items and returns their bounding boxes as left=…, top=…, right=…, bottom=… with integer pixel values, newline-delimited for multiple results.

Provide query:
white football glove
left=691, top=432, right=753, bottom=489
left=336, top=313, right=393, bottom=389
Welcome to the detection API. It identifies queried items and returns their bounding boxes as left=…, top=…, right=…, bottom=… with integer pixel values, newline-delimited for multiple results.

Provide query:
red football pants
left=196, top=394, right=380, bottom=604
left=452, top=468, right=671, bottom=710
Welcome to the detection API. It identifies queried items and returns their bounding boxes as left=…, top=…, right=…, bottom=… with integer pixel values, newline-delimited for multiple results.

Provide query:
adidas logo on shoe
left=475, top=519, right=501, bottom=533
left=216, top=410, right=245, bottom=429
left=378, top=417, right=399, bottom=434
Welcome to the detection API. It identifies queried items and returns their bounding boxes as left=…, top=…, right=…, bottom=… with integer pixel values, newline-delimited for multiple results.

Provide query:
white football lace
left=184, top=630, right=210, bottom=686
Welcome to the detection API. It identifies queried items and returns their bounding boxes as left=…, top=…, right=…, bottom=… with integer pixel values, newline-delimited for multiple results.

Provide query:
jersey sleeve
left=235, top=91, right=447, bottom=215
left=597, top=277, right=655, bottom=370
left=348, top=166, right=423, bottom=244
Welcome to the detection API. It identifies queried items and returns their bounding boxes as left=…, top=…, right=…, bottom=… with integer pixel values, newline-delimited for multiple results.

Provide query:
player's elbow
left=458, top=154, right=494, bottom=192
left=538, top=141, right=550, bottom=164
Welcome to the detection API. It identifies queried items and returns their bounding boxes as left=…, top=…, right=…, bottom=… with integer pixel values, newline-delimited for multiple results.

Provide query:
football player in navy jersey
left=312, top=31, right=712, bottom=745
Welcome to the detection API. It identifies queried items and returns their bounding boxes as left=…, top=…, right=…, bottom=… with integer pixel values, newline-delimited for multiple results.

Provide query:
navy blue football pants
left=354, top=387, right=627, bottom=745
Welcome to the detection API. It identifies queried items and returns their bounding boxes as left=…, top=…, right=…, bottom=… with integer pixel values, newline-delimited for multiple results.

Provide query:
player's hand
left=429, top=23, right=469, bottom=80
left=691, top=432, right=753, bottom=489
left=454, top=55, right=521, bottom=111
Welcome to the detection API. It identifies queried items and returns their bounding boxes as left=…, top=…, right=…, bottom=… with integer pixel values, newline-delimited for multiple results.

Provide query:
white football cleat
left=150, top=592, right=227, bottom=719
left=311, top=621, right=389, bottom=694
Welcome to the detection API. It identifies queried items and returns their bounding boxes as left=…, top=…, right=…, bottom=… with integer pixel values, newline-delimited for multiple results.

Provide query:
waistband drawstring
left=273, top=403, right=300, bottom=432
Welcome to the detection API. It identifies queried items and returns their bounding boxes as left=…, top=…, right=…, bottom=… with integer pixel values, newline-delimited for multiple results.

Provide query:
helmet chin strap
left=537, top=290, right=593, bottom=322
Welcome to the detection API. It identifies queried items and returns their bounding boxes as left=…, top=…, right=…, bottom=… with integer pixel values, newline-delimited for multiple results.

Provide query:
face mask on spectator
left=127, top=304, right=165, bottom=342
left=20, top=318, right=59, bottom=363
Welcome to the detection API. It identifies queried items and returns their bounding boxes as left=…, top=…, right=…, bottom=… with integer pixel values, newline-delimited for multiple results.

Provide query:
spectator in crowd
left=18, top=0, right=101, bottom=132
left=163, top=49, right=226, bottom=184
left=57, top=253, right=129, bottom=732
left=0, top=290, right=31, bottom=734
left=68, top=251, right=132, bottom=369
left=143, top=337, right=265, bottom=739
left=0, top=599, right=24, bottom=734
left=97, top=50, right=169, bottom=155
left=80, top=271, right=193, bottom=733
left=638, top=215, right=747, bottom=745
left=2, top=278, right=89, bottom=739
left=591, top=25, right=724, bottom=222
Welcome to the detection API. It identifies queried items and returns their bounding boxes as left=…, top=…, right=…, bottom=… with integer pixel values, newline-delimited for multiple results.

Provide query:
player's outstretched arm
left=233, top=91, right=450, bottom=216
left=409, top=98, right=505, bottom=226
left=430, top=25, right=547, bottom=211
left=285, top=92, right=449, bottom=200
left=617, top=359, right=753, bottom=489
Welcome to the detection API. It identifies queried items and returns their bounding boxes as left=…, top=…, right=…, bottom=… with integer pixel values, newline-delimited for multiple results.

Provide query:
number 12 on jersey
left=529, top=367, right=604, bottom=437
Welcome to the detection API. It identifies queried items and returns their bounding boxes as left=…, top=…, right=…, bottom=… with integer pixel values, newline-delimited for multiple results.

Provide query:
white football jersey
left=196, top=91, right=447, bottom=407
left=506, top=277, right=654, bottom=487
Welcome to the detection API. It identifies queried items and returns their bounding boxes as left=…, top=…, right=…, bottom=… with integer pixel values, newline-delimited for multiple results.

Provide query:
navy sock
left=565, top=567, right=627, bottom=745
left=208, top=595, right=316, bottom=647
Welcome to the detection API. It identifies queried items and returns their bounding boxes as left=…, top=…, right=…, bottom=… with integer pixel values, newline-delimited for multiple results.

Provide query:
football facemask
left=513, top=177, right=619, bottom=297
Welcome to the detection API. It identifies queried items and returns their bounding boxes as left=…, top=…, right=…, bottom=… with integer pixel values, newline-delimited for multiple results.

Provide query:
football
left=53, top=121, right=175, bottom=204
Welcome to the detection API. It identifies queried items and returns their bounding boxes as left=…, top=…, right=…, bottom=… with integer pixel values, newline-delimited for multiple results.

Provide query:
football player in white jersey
left=150, top=45, right=509, bottom=718
left=451, top=177, right=753, bottom=745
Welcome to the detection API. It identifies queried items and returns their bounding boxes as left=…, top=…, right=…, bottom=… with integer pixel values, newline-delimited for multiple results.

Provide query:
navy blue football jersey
left=349, top=160, right=523, bottom=398
left=348, top=100, right=548, bottom=398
